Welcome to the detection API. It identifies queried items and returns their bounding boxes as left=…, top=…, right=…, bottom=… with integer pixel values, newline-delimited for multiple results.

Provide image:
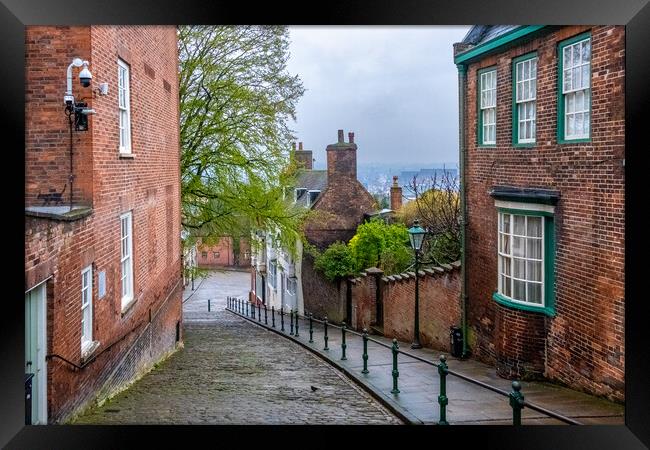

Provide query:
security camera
left=79, top=61, right=92, bottom=87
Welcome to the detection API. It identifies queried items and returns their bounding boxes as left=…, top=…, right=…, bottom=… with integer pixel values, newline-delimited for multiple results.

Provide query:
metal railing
left=224, top=296, right=581, bottom=426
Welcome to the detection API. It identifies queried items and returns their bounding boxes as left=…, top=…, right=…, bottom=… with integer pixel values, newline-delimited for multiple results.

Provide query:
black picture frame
left=4, top=0, right=649, bottom=448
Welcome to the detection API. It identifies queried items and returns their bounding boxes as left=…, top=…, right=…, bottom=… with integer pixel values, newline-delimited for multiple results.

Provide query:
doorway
left=25, top=282, right=47, bottom=424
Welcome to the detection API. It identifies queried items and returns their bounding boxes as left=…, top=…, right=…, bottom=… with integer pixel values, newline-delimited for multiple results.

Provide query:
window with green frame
left=493, top=203, right=556, bottom=316
left=557, top=32, right=591, bottom=142
left=478, top=67, right=497, bottom=146
left=512, top=53, right=538, bottom=146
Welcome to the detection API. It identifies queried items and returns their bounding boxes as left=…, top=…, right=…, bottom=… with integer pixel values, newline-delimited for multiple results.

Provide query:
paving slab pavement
left=225, top=294, right=624, bottom=426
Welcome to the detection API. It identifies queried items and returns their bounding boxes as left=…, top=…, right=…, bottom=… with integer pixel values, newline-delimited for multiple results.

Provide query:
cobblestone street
left=73, top=270, right=400, bottom=425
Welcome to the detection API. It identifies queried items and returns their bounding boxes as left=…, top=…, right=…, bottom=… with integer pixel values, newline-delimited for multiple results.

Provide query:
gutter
left=454, top=25, right=547, bottom=65
left=457, top=63, right=469, bottom=358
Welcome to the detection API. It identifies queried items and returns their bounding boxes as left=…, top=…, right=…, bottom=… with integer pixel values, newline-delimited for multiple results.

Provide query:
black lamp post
left=408, top=219, right=426, bottom=349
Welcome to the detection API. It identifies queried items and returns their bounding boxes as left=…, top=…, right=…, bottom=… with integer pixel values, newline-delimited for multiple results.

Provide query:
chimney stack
left=348, top=132, right=355, bottom=143
left=390, top=175, right=402, bottom=211
left=294, top=141, right=313, bottom=170
left=327, top=129, right=358, bottom=182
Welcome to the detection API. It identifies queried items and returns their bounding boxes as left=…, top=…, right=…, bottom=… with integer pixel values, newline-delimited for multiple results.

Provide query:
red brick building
left=197, top=236, right=251, bottom=268
left=454, top=26, right=624, bottom=401
left=24, top=26, right=183, bottom=423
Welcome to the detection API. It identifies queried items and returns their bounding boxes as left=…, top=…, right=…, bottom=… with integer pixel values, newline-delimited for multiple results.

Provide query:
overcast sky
left=286, top=26, right=471, bottom=169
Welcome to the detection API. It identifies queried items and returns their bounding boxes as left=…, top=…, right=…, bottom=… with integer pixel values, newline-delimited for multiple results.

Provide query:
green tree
left=313, top=242, right=356, bottom=282
left=178, top=25, right=306, bottom=254
left=348, top=218, right=412, bottom=275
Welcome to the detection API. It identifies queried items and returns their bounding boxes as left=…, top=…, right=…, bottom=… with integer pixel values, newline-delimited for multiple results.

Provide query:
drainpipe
left=457, top=63, right=469, bottom=358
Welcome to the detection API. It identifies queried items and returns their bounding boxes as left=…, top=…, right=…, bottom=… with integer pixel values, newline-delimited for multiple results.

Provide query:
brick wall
left=357, top=263, right=461, bottom=351
left=301, top=255, right=346, bottom=323
left=197, top=237, right=251, bottom=268
left=462, top=26, right=624, bottom=401
left=301, top=258, right=461, bottom=352
left=24, top=25, right=183, bottom=422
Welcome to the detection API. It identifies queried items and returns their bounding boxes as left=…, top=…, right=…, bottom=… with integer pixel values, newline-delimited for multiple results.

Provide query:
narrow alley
left=72, top=270, right=401, bottom=425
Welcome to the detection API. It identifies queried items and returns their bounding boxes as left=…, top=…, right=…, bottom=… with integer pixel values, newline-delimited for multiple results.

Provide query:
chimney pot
left=299, top=142, right=303, bottom=150
left=293, top=142, right=297, bottom=150
left=337, top=129, right=344, bottom=143
left=393, top=175, right=399, bottom=187
left=348, top=132, right=354, bottom=143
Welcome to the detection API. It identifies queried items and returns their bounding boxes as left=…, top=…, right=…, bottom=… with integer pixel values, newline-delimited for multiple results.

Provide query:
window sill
left=477, top=144, right=496, bottom=148
left=512, top=143, right=536, bottom=148
left=81, top=340, right=100, bottom=363
left=493, top=292, right=555, bottom=317
left=557, top=138, right=591, bottom=144
left=121, top=296, right=137, bottom=316
left=119, top=153, right=135, bottom=159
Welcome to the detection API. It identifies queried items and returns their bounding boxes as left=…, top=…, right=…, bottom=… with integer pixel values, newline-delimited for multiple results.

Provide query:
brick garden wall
left=301, top=255, right=346, bottom=323
left=462, top=25, right=624, bottom=400
left=24, top=26, right=183, bottom=422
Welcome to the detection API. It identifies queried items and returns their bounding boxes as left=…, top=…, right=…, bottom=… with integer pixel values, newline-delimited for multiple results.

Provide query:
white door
left=25, top=283, right=47, bottom=424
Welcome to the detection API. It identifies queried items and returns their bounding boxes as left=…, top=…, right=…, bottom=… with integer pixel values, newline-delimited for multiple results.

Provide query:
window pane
left=582, top=40, right=591, bottom=63
left=501, top=256, right=511, bottom=276
left=573, top=67, right=581, bottom=90
left=576, top=113, right=583, bottom=135
left=582, top=65, right=590, bottom=89
left=527, top=283, right=542, bottom=304
left=513, top=236, right=525, bottom=257
left=527, top=216, right=542, bottom=237
left=503, top=214, right=510, bottom=233
left=567, top=114, right=575, bottom=136
left=503, top=276, right=512, bottom=297
left=527, top=260, right=542, bottom=282
left=583, top=111, right=590, bottom=135
left=513, top=279, right=526, bottom=301
left=563, top=46, right=571, bottom=67
left=573, top=44, right=581, bottom=67
left=514, top=257, right=526, bottom=279
left=514, top=216, right=526, bottom=235
left=517, top=64, right=522, bottom=82
left=563, top=69, right=572, bottom=92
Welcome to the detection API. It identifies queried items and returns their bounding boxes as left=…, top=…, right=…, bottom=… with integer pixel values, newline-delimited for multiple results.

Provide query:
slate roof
left=294, top=169, right=327, bottom=208
left=461, top=25, right=520, bottom=46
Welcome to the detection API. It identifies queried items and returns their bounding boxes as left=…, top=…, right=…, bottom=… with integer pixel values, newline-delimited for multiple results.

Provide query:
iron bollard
left=340, top=322, right=347, bottom=360
left=246, top=302, right=249, bottom=317
left=391, top=339, right=400, bottom=394
left=239, top=299, right=242, bottom=314
left=323, top=316, right=329, bottom=350
left=437, top=355, right=449, bottom=425
left=264, top=304, right=268, bottom=325
left=509, top=381, right=525, bottom=426
left=280, top=306, right=285, bottom=332
left=272, top=306, right=276, bottom=328
left=294, top=312, right=300, bottom=337
left=361, top=328, right=369, bottom=374
left=308, top=313, right=314, bottom=343
left=258, top=303, right=261, bottom=322
left=251, top=302, right=255, bottom=319
left=290, top=310, right=294, bottom=335
left=208, top=298, right=211, bottom=312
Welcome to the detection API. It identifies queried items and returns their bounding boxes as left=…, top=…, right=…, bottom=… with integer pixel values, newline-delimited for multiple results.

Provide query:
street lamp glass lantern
left=408, top=219, right=426, bottom=251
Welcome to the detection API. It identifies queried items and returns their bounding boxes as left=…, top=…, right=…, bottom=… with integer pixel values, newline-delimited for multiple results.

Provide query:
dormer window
left=295, top=188, right=307, bottom=202
left=308, top=190, right=321, bottom=206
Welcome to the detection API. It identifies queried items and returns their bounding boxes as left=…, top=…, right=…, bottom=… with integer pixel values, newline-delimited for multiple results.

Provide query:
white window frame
left=515, top=57, right=538, bottom=144
left=562, top=37, right=591, bottom=140
left=81, top=265, right=93, bottom=351
left=118, top=59, right=132, bottom=153
left=286, top=277, right=296, bottom=296
left=480, top=69, right=497, bottom=145
left=268, top=260, right=277, bottom=289
left=497, top=210, right=545, bottom=307
left=120, top=212, right=134, bottom=309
